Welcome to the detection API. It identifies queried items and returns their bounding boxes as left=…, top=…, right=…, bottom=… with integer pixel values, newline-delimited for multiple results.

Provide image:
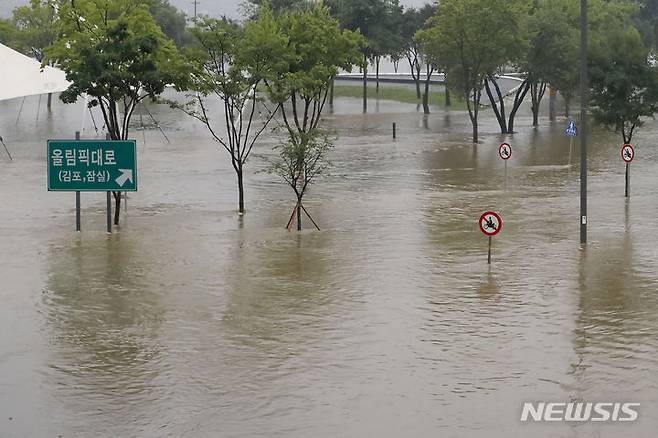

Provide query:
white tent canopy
left=0, top=43, right=71, bottom=101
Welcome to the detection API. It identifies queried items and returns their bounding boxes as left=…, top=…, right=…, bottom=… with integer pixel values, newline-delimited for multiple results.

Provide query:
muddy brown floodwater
left=1, top=92, right=657, bottom=438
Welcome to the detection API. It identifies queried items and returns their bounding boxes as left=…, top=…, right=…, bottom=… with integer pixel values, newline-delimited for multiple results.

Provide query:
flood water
left=1, top=92, right=658, bottom=438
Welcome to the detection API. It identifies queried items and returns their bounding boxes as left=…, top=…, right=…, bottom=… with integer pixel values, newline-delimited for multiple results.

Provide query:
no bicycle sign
left=499, top=143, right=512, bottom=160
left=479, top=211, right=502, bottom=237
left=479, top=211, right=502, bottom=264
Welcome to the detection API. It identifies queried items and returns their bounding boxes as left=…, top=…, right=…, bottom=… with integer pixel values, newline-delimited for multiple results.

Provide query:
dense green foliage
left=418, top=0, right=530, bottom=142
left=590, top=25, right=658, bottom=143
left=146, top=0, right=194, bottom=47
left=10, top=0, right=58, bottom=60
left=0, top=18, right=15, bottom=45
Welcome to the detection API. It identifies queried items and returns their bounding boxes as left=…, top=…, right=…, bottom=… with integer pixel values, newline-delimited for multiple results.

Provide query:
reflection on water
left=1, top=93, right=658, bottom=437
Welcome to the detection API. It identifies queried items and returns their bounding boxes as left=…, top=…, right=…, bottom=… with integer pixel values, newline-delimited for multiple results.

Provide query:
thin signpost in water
left=621, top=144, right=635, bottom=198
left=565, top=118, right=577, bottom=166
left=499, top=142, right=512, bottom=192
left=479, top=211, right=503, bottom=265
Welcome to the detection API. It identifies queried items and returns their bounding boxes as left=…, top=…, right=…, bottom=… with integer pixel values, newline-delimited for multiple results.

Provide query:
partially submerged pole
left=75, top=131, right=81, bottom=232
left=488, top=236, right=492, bottom=265
left=106, top=132, right=112, bottom=233
left=579, top=0, right=589, bottom=244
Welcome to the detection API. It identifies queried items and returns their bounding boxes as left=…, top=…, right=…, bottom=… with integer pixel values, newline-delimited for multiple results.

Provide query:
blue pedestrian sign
left=565, top=119, right=578, bottom=137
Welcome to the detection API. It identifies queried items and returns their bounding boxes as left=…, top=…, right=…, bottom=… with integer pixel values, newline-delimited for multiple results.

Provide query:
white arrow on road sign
left=115, top=169, right=134, bottom=187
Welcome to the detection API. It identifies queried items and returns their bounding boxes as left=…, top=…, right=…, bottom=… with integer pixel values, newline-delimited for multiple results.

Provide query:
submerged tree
left=174, top=10, right=287, bottom=214
left=590, top=25, right=658, bottom=144
left=519, top=0, right=579, bottom=129
left=266, top=3, right=361, bottom=230
left=421, top=0, right=530, bottom=140
left=269, top=130, right=333, bottom=231
left=47, top=0, right=189, bottom=225
left=326, top=0, right=390, bottom=113
left=398, top=5, right=435, bottom=102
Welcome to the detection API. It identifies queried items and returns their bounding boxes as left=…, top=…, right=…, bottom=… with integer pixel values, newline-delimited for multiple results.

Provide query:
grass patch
left=332, top=85, right=467, bottom=110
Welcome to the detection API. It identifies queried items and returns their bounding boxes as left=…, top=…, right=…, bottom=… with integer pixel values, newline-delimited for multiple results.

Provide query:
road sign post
left=48, top=137, right=137, bottom=232
left=479, top=211, right=502, bottom=265
left=565, top=119, right=577, bottom=166
left=75, top=131, right=81, bottom=232
left=105, top=133, right=112, bottom=234
left=621, top=144, right=635, bottom=198
left=107, top=191, right=112, bottom=233
left=499, top=143, right=512, bottom=192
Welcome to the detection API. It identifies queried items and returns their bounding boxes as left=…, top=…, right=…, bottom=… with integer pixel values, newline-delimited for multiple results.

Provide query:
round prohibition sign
left=499, top=143, right=512, bottom=160
left=621, top=144, right=635, bottom=163
left=479, top=211, right=503, bottom=237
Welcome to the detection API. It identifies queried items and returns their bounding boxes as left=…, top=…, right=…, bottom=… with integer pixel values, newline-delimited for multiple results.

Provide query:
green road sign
left=47, top=140, right=137, bottom=191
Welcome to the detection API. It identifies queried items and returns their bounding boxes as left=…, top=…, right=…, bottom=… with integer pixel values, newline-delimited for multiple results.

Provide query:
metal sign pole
left=488, top=236, right=492, bottom=265
left=106, top=191, right=112, bottom=233
left=504, top=160, right=508, bottom=192
left=393, top=122, right=397, bottom=139
left=625, top=162, right=630, bottom=198
left=75, top=131, right=81, bottom=232
left=580, top=0, right=589, bottom=244
left=105, top=132, right=112, bottom=234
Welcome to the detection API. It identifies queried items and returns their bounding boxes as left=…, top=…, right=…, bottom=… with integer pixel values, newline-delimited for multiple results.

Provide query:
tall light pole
left=193, top=0, right=199, bottom=26
left=580, top=0, right=588, bottom=244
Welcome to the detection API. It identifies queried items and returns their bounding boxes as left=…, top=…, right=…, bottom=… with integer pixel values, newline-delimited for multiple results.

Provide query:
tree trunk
left=466, top=87, right=481, bottom=143
left=565, top=97, right=570, bottom=118
left=407, top=54, right=422, bottom=100
left=422, top=75, right=431, bottom=115
left=237, top=166, right=245, bottom=214
left=362, top=52, right=368, bottom=114
left=444, top=74, right=451, bottom=107
left=508, top=80, right=530, bottom=134
left=297, top=199, right=302, bottom=231
left=376, top=56, right=380, bottom=93
left=549, top=88, right=556, bottom=121
left=530, top=81, right=547, bottom=127
left=415, top=64, right=422, bottom=100
left=113, top=191, right=121, bottom=225
left=484, top=77, right=508, bottom=134
left=329, top=77, right=334, bottom=105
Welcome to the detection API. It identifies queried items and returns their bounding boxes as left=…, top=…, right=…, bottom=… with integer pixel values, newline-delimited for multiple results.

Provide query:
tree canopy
left=419, top=0, right=530, bottom=142
left=10, top=0, right=58, bottom=60
left=590, top=25, right=658, bottom=143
